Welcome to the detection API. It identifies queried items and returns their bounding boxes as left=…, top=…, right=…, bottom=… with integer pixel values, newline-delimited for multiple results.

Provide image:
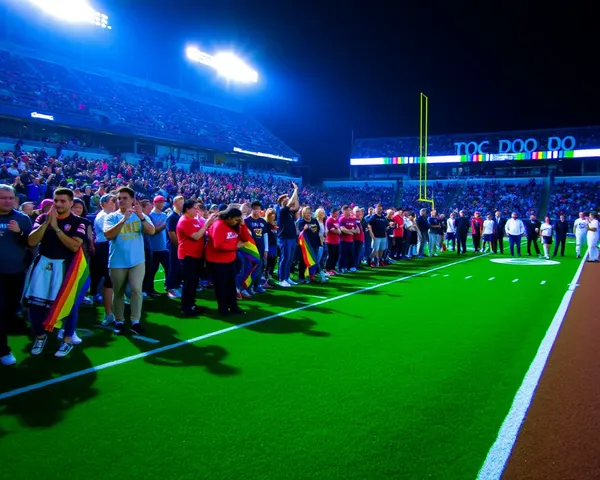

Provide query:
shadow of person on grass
left=0, top=347, right=98, bottom=430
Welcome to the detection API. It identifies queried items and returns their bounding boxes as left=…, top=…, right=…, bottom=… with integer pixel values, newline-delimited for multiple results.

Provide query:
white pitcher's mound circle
left=490, top=257, right=560, bottom=266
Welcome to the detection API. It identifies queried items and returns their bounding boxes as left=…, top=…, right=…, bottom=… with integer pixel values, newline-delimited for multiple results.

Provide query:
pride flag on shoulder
left=298, top=231, right=317, bottom=277
left=239, top=240, right=260, bottom=289
left=43, top=248, right=90, bottom=332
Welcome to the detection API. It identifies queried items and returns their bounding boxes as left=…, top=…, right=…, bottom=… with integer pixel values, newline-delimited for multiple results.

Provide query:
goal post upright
left=418, top=93, right=434, bottom=210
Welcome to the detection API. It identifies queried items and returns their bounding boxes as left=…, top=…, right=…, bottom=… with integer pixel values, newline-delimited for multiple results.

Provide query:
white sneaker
left=82, top=296, right=94, bottom=305
left=31, top=336, right=47, bottom=356
left=1, top=353, right=17, bottom=366
left=167, top=289, right=181, bottom=299
left=286, top=278, right=298, bottom=285
left=58, top=329, right=83, bottom=345
left=54, top=342, right=74, bottom=358
left=279, top=280, right=291, bottom=288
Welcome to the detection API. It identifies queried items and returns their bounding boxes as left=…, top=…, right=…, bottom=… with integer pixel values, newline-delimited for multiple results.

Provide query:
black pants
left=492, top=235, right=504, bottom=254
left=527, top=236, right=541, bottom=255
left=553, top=236, right=566, bottom=256
left=353, top=241, right=364, bottom=267
left=509, top=235, right=522, bottom=256
left=457, top=232, right=468, bottom=253
left=325, top=243, right=340, bottom=270
left=339, top=241, right=354, bottom=269
left=142, top=247, right=154, bottom=293
left=152, top=250, right=170, bottom=286
left=0, top=272, right=25, bottom=356
left=208, top=261, right=238, bottom=314
left=166, top=246, right=182, bottom=291
left=90, top=241, right=112, bottom=294
left=181, top=256, right=202, bottom=312
left=446, top=233, right=456, bottom=251
left=393, top=237, right=404, bottom=258
left=472, top=232, right=481, bottom=251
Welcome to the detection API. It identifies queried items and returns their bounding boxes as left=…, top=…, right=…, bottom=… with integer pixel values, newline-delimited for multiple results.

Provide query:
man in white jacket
left=587, top=212, right=599, bottom=262
left=505, top=212, right=525, bottom=257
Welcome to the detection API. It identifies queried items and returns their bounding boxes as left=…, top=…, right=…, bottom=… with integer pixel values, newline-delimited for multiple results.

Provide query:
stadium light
left=27, top=0, right=112, bottom=29
left=186, top=46, right=258, bottom=84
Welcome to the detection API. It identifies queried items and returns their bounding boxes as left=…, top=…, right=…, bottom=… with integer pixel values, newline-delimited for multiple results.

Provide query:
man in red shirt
left=176, top=200, right=217, bottom=316
left=325, top=208, right=341, bottom=275
left=392, top=207, right=405, bottom=259
left=471, top=211, right=484, bottom=253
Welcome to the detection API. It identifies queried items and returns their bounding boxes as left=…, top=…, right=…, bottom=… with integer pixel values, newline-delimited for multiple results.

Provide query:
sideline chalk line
left=477, top=253, right=587, bottom=479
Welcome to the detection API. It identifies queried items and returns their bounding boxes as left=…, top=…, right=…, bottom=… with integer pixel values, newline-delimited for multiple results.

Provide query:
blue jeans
left=509, top=235, right=522, bottom=256
left=278, top=238, right=297, bottom=281
left=29, top=305, right=78, bottom=337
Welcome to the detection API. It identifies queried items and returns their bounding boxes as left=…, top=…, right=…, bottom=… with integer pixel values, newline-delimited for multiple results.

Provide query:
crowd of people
left=2, top=167, right=598, bottom=367
left=548, top=181, right=600, bottom=222
left=0, top=49, right=296, bottom=158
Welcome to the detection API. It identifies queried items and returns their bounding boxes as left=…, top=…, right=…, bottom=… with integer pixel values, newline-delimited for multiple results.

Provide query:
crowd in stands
left=548, top=181, right=600, bottom=222
left=450, top=180, right=541, bottom=218
left=0, top=49, right=296, bottom=158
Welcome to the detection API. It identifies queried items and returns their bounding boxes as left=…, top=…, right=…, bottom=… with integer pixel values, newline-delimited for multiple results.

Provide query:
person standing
left=539, top=216, right=554, bottom=260
left=427, top=210, right=442, bottom=257
left=455, top=210, right=470, bottom=255
left=104, top=187, right=155, bottom=335
left=573, top=211, right=588, bottom=259
left=325, top=208, right=342, bottom=274
left=505, top=212, right=525, bottom=257
left=25, top=188, right=86, bottom=357
left=205, top=207, right=251, bottom=316
left=586, top=212, right=599, bottom=262
left=0, top=185, right=32, bottom=366
left=492, top=210, right=507, bottom=254
left=353, top=207, right=366, bottom=267
left=367, top=204, right=388, bottom=266
left=91, top=194, right=116, bottom=325
left=470, top=211, right=484, bottom=253
left=416, top=208, right=429, bottom=257
left=553, top=214, right=568, bottom=257
left=392, top=207, right=405, bottom=259
left=482, top=214, right=495, bottom=253
left=166, top=195, right=184, bottom=299
left=296, top=206, right=327, bottom=283
left=526, top=213, right=542, bottom=256
left=176, top=200, right=217, bottom=316
left=149, top=195, right=170, bottom=295
left=276, top=183, right=300, bottom=286
left=244, top=201, right=269, bottom=293
left=445, top=212, right=456, bottom=252
left=339, top=205, right=359, bottom=272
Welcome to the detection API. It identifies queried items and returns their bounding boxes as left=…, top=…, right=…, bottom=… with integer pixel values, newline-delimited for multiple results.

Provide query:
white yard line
left=540, top=281, right=546, bottom=285
left=512, top=279, right=519, bottom=283
left=465, top=276, right=473, bottom=280
left=489, top=277, right=495, bottom=281
left=477, top=254, right=588, bottom=479
left=0, top=253, right=488, bottom=401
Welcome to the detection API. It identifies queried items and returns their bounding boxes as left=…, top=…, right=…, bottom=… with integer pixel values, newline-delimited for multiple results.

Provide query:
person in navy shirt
left=244, top=201, right=269, bottom=293
left=367, top=204, right=388, bottom=266
left=276, top=182, right=299, bottom=287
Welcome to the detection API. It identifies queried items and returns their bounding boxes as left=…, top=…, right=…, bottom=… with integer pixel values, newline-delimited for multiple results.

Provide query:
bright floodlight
left=186, top=46, right=258, bottom=84
left=28, top=0, right=112, bottom=29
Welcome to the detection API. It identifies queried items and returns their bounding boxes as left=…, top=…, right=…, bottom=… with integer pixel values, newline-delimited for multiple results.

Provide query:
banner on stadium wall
left=349, top=148, right=600, bottom=166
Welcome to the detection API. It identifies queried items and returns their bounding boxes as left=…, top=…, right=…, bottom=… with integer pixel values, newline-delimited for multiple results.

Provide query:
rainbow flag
left=43, top=248, right=90, bottom=332
left=239, top=240, right=260, bottom=289
left=298, top=231, right=317, bottom=277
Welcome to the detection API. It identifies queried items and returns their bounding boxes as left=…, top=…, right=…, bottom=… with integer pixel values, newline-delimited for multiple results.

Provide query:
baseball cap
left=153, top=195, right=166, bottom=204
left=40, top=199, right=53, bottom=209
left=100, top=194, right=114, bottom=205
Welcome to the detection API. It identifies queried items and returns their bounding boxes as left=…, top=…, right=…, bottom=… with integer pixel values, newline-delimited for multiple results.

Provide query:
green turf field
left=0, top=244, right=582, bottom=480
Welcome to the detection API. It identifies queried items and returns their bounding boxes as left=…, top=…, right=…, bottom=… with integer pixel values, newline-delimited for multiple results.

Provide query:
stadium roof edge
left=354, top=125, right=600, bottom=142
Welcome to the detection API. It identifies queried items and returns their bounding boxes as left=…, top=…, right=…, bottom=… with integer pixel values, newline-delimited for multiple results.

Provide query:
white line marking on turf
left=477, top=254, right=588, bottom=480
left=465, top=276, right=472, bottom=279
left=296, top=301, right=311, bottom=305
left=443, top=274, right=449, bottom=277
left=308, top=295, right=327, bottom=299
left=489, top=277, right=495, bottom=281
left=93, top=325, right=160, bottom=344
left=512, top=278, right=519, bottom=283
left=431, top=274, right=438, bottom=277
left=0, top=253, right=489, bottom=402
left=540, top=281, right=546, bottom=285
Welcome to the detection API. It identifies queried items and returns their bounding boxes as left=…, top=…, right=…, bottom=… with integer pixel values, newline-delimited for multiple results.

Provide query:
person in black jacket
left=553, top=214, right=568, bottom=257
left=526, top=213, right=542, bottom=256
left=492, top=210, right=507, bottom=254
left=454, top=210, right=470, bottom=254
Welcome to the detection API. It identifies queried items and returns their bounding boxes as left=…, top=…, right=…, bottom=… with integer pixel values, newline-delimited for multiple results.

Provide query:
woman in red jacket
left=205, top=206, right=251, bottom=316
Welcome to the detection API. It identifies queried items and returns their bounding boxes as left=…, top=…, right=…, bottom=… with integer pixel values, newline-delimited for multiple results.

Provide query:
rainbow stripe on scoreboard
left=350, top=148, right=596, bottom=166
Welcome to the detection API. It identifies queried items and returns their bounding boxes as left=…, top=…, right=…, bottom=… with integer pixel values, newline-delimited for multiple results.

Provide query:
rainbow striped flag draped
left=239, top=240, right=260, bottom=289
left=298, top=231, right=317, bottom=277
left=43, top=248, right=90, bottom=332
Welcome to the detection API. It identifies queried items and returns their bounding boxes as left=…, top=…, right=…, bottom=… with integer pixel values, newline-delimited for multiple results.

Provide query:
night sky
left=4, top=0, right=598, bottom=180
